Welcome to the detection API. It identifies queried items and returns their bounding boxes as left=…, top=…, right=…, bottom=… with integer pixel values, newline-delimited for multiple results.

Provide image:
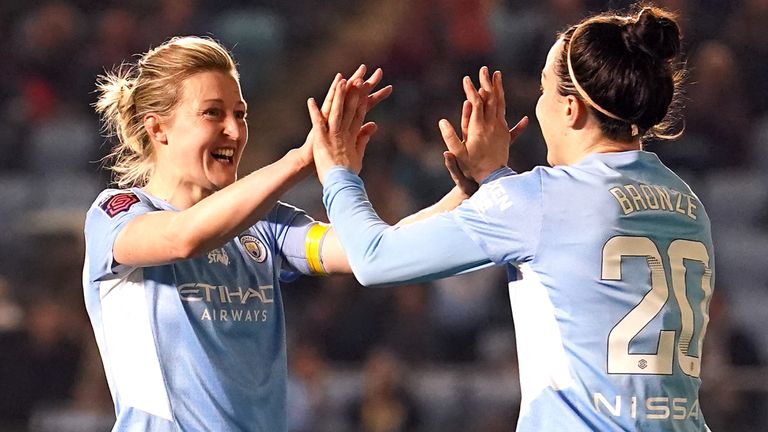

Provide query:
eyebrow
left=202, top=98, right=247, bottom=108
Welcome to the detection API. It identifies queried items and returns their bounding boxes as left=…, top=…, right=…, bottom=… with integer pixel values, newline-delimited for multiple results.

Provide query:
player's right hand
left=309, top=69, right=385, bottom=183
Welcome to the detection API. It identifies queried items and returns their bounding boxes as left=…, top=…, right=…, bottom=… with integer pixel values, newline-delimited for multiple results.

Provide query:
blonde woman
left=83, top=36, right=468, bottom=431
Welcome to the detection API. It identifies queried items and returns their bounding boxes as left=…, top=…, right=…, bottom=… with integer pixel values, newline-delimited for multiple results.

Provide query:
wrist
left=287, top=148, right=314, bottom=177
left=478, top=166, right=514, bottom=184
left=451, top=185, right=472, bottom=201
left=317, top=161, right=346, bottom=186
left=330, top=149, right=353, bottom=170
left=321, top=165, right=360, bottom=189
left=473, top=164, right=504, bottom=184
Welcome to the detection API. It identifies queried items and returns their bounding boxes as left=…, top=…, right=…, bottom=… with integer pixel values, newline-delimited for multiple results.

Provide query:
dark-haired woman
left=309, top=6, right=714, bottom=431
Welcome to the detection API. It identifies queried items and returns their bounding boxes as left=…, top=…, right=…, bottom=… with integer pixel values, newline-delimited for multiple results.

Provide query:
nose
left=223, top=114, right=243, bottom=142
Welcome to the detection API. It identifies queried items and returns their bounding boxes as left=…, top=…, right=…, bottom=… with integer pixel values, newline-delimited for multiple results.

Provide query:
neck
left=143, top=172, right=214, bottom=210
left=564, top=125, right=641, bottom=165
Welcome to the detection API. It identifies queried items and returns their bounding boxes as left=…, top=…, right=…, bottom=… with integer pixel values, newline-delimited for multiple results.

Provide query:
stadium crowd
left=0, top=0, right=766, bottom=430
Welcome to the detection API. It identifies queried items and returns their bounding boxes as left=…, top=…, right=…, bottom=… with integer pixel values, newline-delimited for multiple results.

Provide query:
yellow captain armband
left=305, top=222, right=330, bottom=275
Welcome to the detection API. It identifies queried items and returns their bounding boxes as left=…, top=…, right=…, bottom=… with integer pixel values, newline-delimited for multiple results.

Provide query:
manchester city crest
left=240, top=235, right=267, bottom=263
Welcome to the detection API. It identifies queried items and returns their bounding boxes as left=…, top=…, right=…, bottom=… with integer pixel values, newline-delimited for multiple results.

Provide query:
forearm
left=395, top=187, right=468, bottom=226
left=396, top=167, right=516, bottom=227
left=116, top=148, right=313, bottom=266
left=323, top=167, right=491, bottom=286
left=179, top=148, right=311, bottom=254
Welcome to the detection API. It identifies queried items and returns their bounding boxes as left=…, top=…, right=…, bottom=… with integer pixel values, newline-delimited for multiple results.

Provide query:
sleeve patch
left=99, top=192, right=140, bottom=218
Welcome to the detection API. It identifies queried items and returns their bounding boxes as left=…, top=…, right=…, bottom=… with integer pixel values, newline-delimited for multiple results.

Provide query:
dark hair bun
left=623, top=7, right=681, bottom=61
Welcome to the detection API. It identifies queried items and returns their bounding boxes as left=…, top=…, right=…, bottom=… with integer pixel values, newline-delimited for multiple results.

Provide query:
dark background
left=0, top=0, right=766, bottom=431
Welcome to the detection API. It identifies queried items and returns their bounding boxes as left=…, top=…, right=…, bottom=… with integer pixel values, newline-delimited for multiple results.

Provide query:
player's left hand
left=440, top=67, right=528, bottom=183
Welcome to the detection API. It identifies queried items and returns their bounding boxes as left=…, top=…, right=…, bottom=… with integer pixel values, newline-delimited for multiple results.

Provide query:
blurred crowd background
left=0, top=0, right=766, bottom=431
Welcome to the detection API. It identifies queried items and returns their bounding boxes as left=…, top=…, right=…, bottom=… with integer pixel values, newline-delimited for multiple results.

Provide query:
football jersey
left=323, top=150, right=714, bottom=432
left=83, top=187, right=318, bottom=432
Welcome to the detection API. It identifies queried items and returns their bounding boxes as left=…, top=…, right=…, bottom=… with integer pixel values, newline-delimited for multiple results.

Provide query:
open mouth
left=211, top=148, right=235, bottom=164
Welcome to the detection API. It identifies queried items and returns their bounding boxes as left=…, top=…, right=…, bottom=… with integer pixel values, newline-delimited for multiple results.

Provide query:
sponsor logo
left=178, top=282, right=273, bottom=324
left=593, top=393, right=700, bottom=421
left=240, top=235, right=267, bottom=263
left=99, top=192, right=140, bottom=217
left=178, top=283, right=273, bottom=304
left=208, top=248, right=230, bottom=266
left=200, top=308, right=268, bottom=323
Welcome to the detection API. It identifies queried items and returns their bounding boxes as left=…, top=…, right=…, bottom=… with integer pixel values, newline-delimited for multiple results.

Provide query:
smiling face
left=159, top=70, right=248, bottom=194
left=535, top=39, right=570, bottom=166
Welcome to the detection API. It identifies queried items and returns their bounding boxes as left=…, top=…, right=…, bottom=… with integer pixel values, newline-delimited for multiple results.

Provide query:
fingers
left=328, top=79, right=347, bottom=134
left=367, top=85, right=393, bottom=111
left=461, top=100, right=471, bottom=140
left=358, top=122, right=378, bottom=141
left=462, top=76, right=484, bottom=121
left=329, top=66, right=390, bottom=112
left=443, top=152, right=463, bottom=183
left=493, top=70, right=506, bottom=120
left=307, top=97, right=327, bottom=131
left=438, top=119, right=465, bottom=156
left=478, top=66, right=493, bottom=93
left=341, top=79, right=362, bottom=131
left=478, top=66, right=496, bottom=120
left=477, top=86, right=499, bottom=129
left=509, top=116, right=529, bottom=143
left=351, top=81, right=369, bottom=132
left=361, top=68, right=391, bottom=112
left=363, top=67, right=383, bottom=90
left=356, top=122, right=378, bottom=156
left=444, top=151, right=479, bottom=196
left=321, top=73, right=342, bottom=116
left=467, top=67, right=506, bottom=121
left=349, top=64, right=367, bottom=82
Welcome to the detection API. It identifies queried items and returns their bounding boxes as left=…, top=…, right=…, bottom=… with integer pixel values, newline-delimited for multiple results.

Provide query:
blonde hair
left=95, top=36, right=239, bottom=188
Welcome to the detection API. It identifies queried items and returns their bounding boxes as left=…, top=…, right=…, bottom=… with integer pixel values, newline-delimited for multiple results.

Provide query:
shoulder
left=270, top=201, right=306, bottom=216
left=261, top=201, right=312, bottom=227
left=482, top=168, right=545, bottom=199
left=85, top=188, right=157, bottom=234
left=92, top=189, right=144, bottom=218
left=460, top=169, right=545, bottom=218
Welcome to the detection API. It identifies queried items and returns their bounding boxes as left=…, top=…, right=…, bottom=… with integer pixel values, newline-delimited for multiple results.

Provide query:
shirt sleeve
left=322, top=167, right=495, bottom=286
left=264, top=201, right=324, bottom=278
left=84, top=190, right=155, bottom=281
left=451, top=168, right=543, bottom=264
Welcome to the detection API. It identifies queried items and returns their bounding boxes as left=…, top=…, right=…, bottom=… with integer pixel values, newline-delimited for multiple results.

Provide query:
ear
left=144, top=114, right=167, bottom=144
left=563, top=95, right=585, bottom=129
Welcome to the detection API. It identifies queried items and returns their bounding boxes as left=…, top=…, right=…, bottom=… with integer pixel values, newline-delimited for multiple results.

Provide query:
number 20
left=602, top=237, right=713, bottom=377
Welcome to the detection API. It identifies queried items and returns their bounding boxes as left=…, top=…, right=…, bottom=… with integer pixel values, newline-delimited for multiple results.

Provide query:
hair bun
left=623, top=7, right=681, bottom=61
left=117, top=78, right=134, bottom=108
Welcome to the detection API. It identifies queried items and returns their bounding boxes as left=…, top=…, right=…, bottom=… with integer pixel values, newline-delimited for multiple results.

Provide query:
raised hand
left=299, top=66, right=392, bottom=171
left=320, top=65, right=393, bottom=116
left=309, top=68, right=387, bottom=183
left=439, top=67, right=528, bottom=183
left=440, top=100, right=478, bottom=196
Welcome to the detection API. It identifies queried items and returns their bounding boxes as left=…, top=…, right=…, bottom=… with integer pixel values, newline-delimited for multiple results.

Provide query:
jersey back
left=453, top=151, right=714, bottom=431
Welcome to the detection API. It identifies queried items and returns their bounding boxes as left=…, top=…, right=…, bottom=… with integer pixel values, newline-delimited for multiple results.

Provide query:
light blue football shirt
left=323, top=150, right=714, bottom=431
left=83, top=188, right=317, bottom=432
